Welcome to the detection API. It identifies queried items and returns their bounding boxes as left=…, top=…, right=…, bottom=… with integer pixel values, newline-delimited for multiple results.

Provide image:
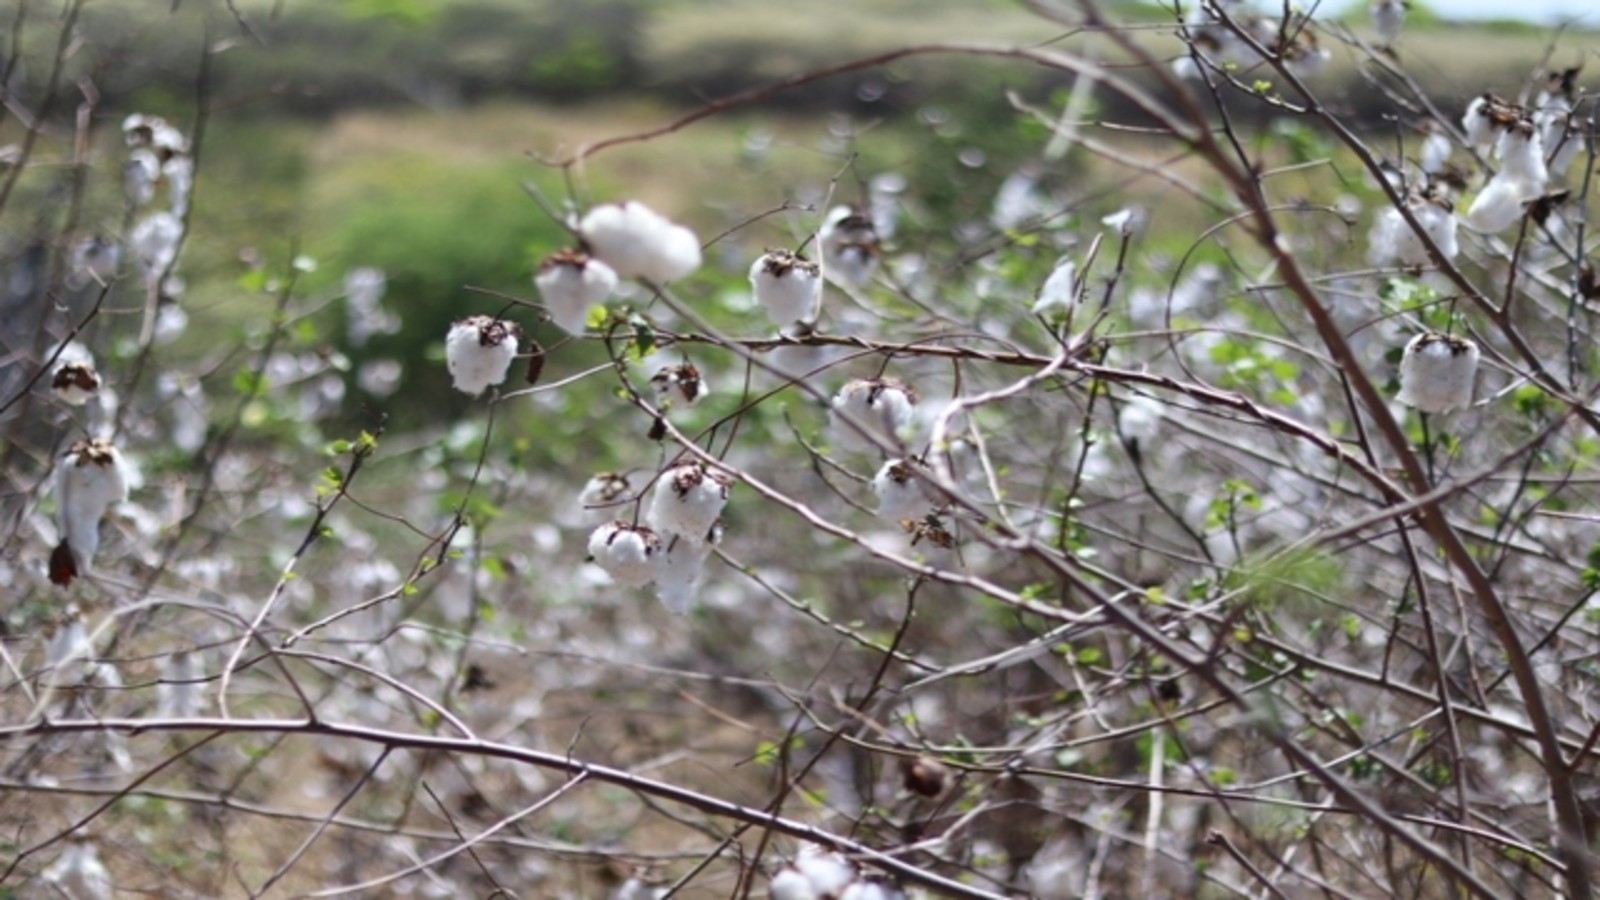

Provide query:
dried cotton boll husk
left=536, top=248, right=617, bottom=336
left=445, top=316, right=519, bottom=396
left=872, top=458, right=934, bottom=523
left=750, top=249, right=822, bottom=325
left=1397, top=332, right=1478, bottom=413
left=52, top=438, right=130, bottom=584
left=587, top=521, right=663, bottom=588
left=646, top=462, right=731, bottom=542
left=830, top=377, right=917, bottom=456
left=578, top=201, right=701, bottom=283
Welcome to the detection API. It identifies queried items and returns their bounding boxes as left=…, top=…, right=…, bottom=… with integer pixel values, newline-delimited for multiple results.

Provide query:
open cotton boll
left=1495, top=123, right=1548, bottom=191
left=820, top=205, right=880, bottom=286
left=129, top=211, right=182, bottom=286
left=1397, top=332, right=1478, bottom=413
left=587, top=521, right=663, bottom=588
left=68, top=237, right=120, bottom=289
left=578, top=471, right=632, bottom=522
left=651, top=363, right=707, bottom=407
left=52, top=438, right=130, bottom=585
left=1370, top=0, right=1404, bottom=45
left=840, top=881, right=907, bottom=900
left=769, top=868, right=820, bottom=900
left=750, top=249, right=822, bottom=325
left=787, top=847, right=856, bottom=897
left=872, top=458, right=935, bottom=523
left=829, top=377, right=917, bottom=456
left=49, top=342, right=100, bottom=406
left=647, top=462, right=731, bottom=542
left=1465, top=175, right=1531, bottom=233
left=536, top=248, right=617, bottom=336
left=445, top=316, right=519, bottom=396
left=1419, top=129, right=1451, bottom=174
left=1031, top=260, right=1078, bottom=316
left=1544, top=113, right=1582, bottom=178
left=579, top=201, right=701, bottom=283
left=42, top=836, right=114, bottom=900
left=652, top=528, right=718, bottom=614
left=1462, top=93, right=1513, bottom=154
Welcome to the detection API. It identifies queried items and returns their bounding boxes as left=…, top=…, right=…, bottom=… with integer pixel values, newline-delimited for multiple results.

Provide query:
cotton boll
left=1462, top=93, right=1515, bottom=154
left=1397, top=332, right=1478, bottom=413
left=652, top=529, right=717, bottom=614
left=1370, top=0, right=1404, bottom=45
left=579, top=201, right=701, bottom=283
left=578, top=472, right=632, bottom=521
left=1495, top=122, right=1548, bottom=191
left=125, top=149, right=160, bottom=206
left=49, top=342, right=100, bottom=407
left=840, top=881, right=906, bottom=900
left=1465, top=175, right=1530, bottom=233
left=1031, top=260, right=1078, bottom=316
left=586, top=521, right=663, bottom=588
left=829, top=378, right=917, bottom=456
left=750, top=249, right=823, bottom=325
left=769, top=869, right=819, bottom=900
left=647, top=463, right=731, bottom=542
left=1419, top=129, right=1451, bottom=174
left=651, top=363, right=707, bottom=407
left=793, top=847, right=856, bottom=896
left=52, top=438, right=130, bottom=583
left=1410, top=195, right=1459, bottom=263
left=873, top=459, right=934, bottom=523
left=445, top=316, right=519, bottom=396
left=1544, top=113, right=1582, bottom=177
left=41, top=837, right=113, bottom=900
left=129, top=212, right=182, bottom=286
left=820, top=206, right=880, bottom=286
left=536, top=248, right=617, bottom=336
left=67, top=237, right=121, bottom=289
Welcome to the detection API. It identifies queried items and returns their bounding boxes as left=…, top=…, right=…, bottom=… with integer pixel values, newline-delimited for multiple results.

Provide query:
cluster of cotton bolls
left=1459, top=83, right=1583, bottom=233
left=587, top=461, right=731, bottom=612
left=116, top=114, right=193, bottom=299
left=1172, top=0, right=1328, bottom=79
left=769, top=847, right=907, bottom=900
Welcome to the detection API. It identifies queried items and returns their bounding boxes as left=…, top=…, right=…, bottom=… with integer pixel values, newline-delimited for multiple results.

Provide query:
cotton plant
left=750, top=248, right=823, bottom=325
left=1396, top=332, right=1479, bottom=413
left=819, top=205, right=881, bottom=286
left=49, top=341, right=101, bottom=407
left=50, top=438, right=131, bottom=587
left=578, top=201, right=701, bottom=284
left=536, top=247, right=618, bottom=336
left=829, top=377, right=917, bottom=456
left=445, top=315, right=521, bottom=396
